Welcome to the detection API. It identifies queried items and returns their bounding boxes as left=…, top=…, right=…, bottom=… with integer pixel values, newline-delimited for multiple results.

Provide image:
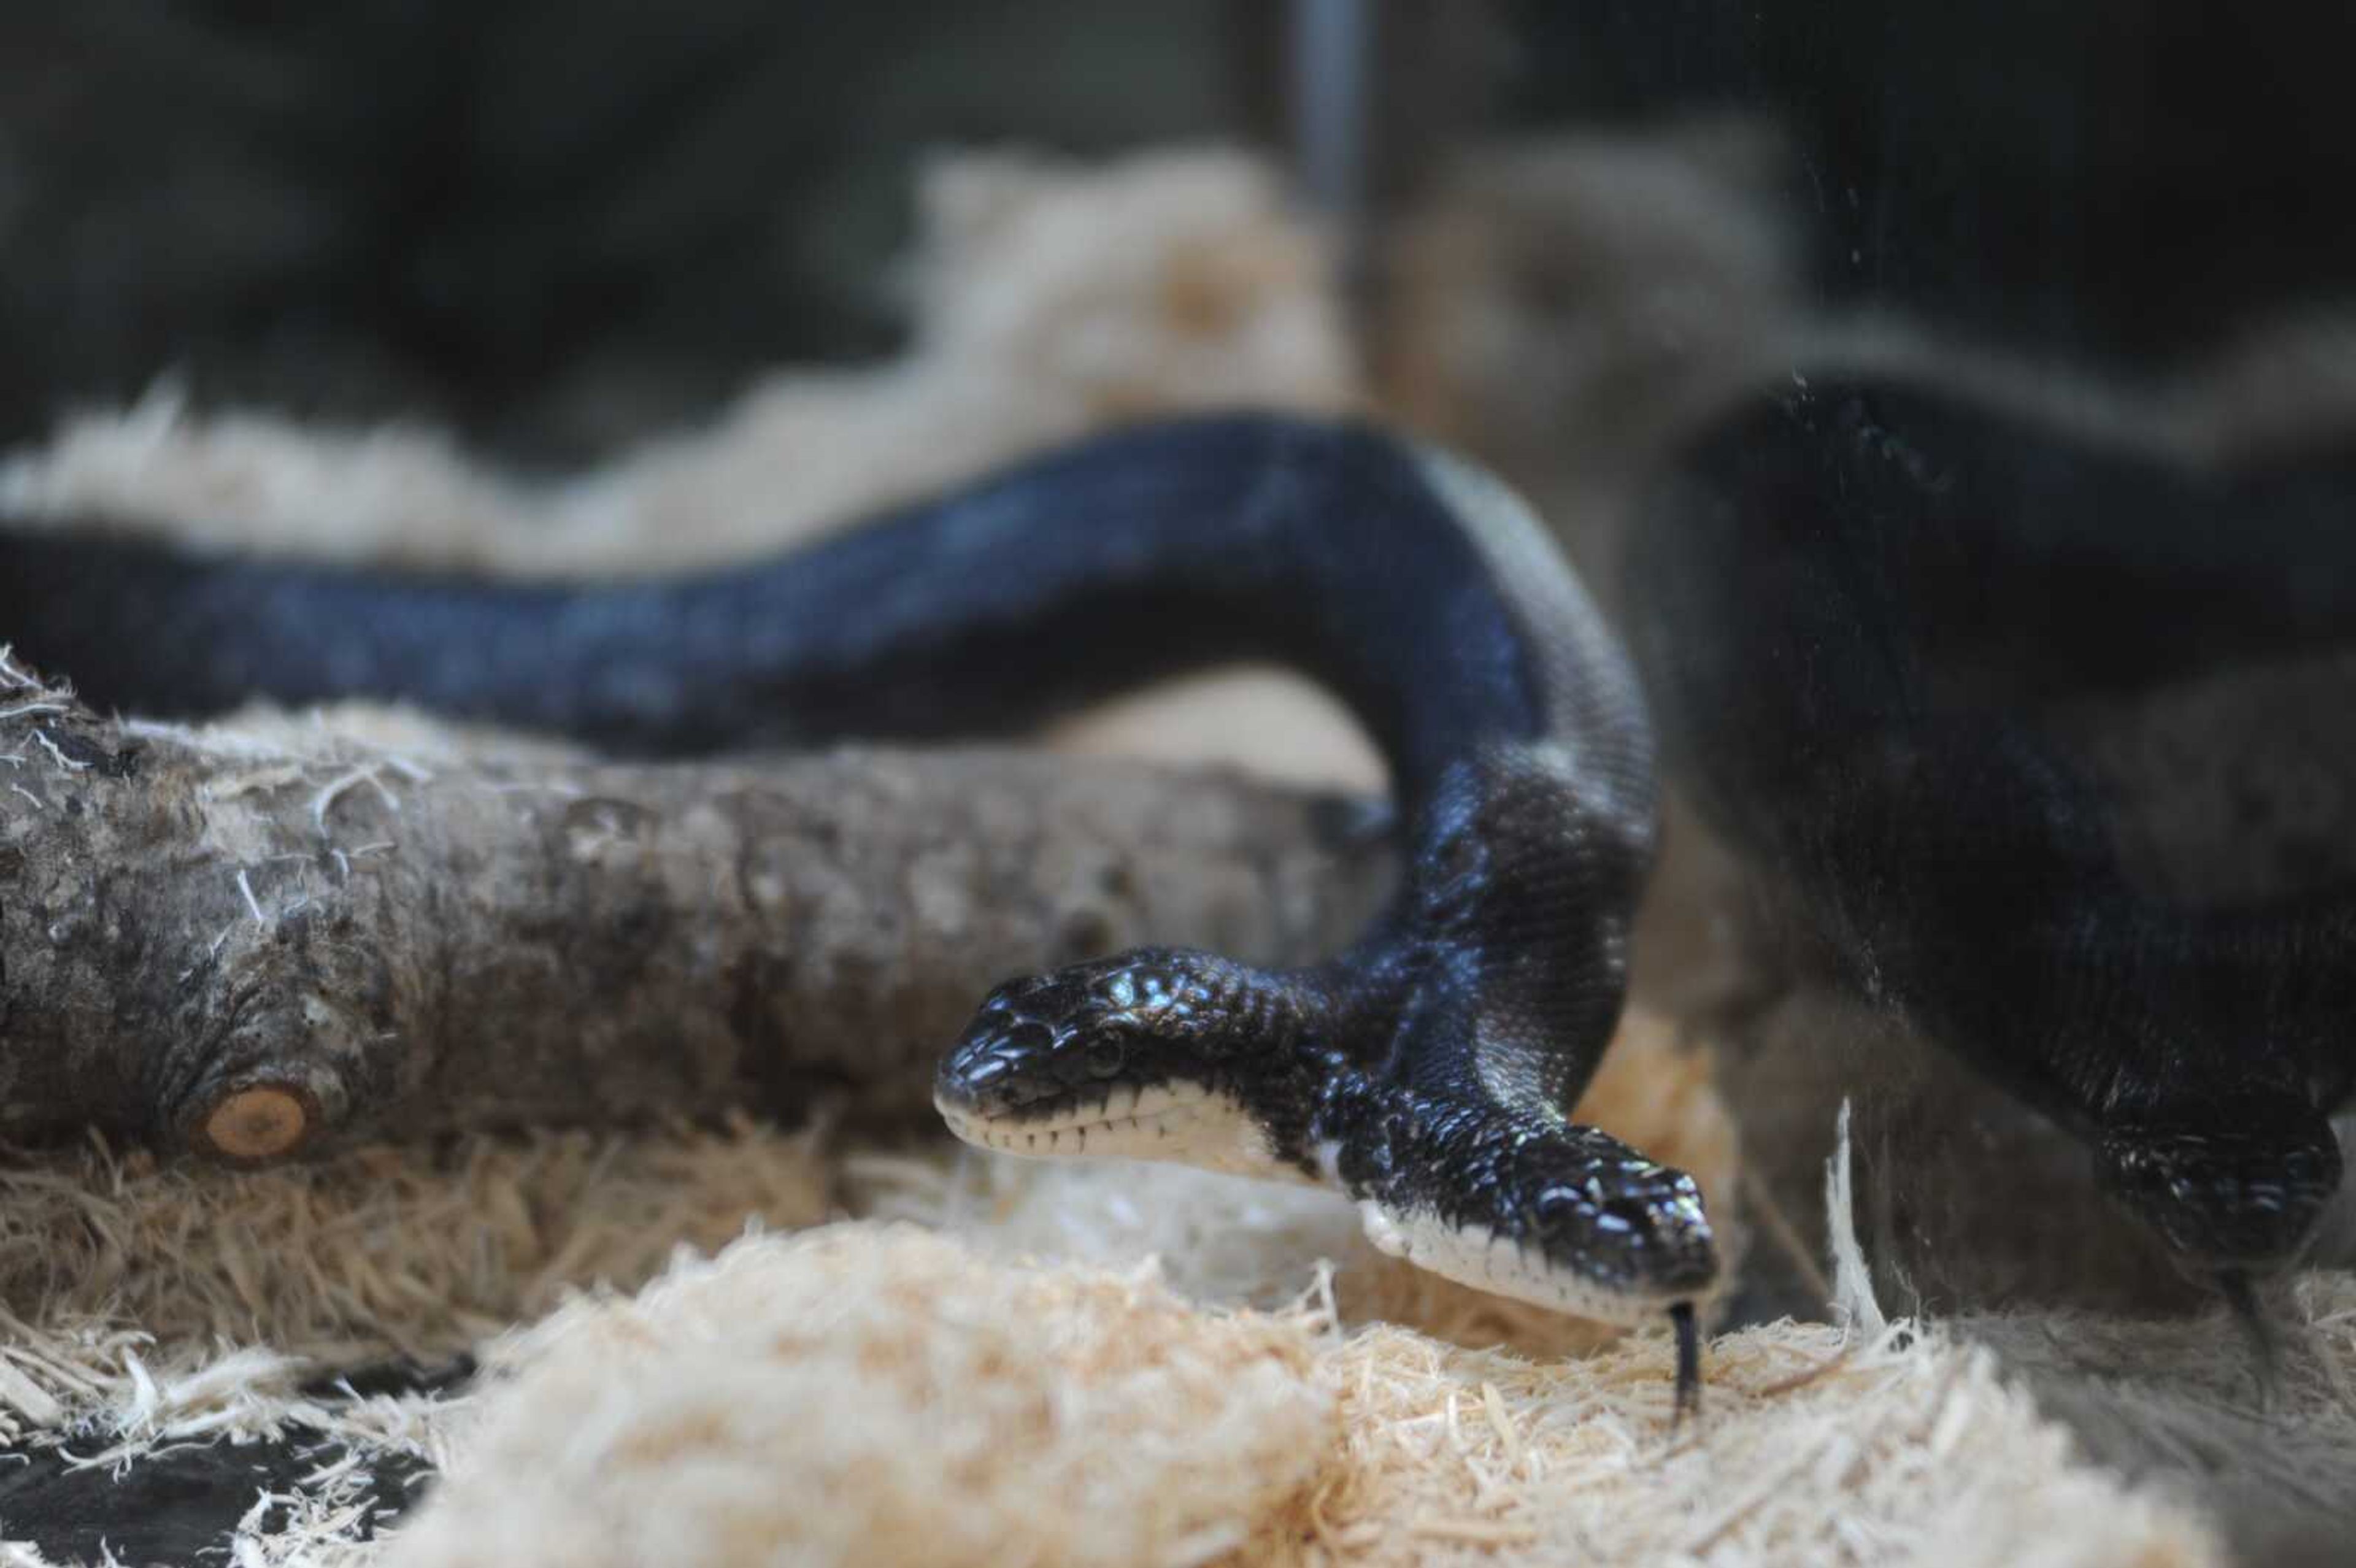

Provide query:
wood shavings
left=383, top=1226, right=1334, bottom=1568
left=1826, top=1100, right=1889, bottom=1335
left=0, top=1020, right=2233, bottom=1568
left=310, top=766, right=401, bottom=832
left=366, top=1209, right=2221, bottom=1568
left=0, top=1118, right=831, bottom=1445
left=1261, top=1313, right=2222, bottom=1568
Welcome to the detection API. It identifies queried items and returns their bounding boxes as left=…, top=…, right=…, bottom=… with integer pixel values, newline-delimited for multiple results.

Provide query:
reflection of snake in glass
left=0, top=416, right=1715, bottom=1409
left=1630, top=379, right=2355, bottom=1368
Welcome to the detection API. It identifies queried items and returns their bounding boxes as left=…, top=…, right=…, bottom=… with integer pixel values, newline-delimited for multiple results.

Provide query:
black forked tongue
left=1669, top=1300, right=1702, bottom=1428
left=2216, top=1269, right=2280, bottom=1411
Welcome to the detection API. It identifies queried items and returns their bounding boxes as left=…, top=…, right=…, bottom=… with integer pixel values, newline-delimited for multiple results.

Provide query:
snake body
left=0, top=415, right=1714, bottom=1386
left=1630, top=379, right=2355, bottom=1296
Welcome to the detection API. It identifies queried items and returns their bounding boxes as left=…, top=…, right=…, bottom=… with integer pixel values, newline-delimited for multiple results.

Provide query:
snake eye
left=1001, top=1021, right=1055, bottom=1057
left=1084, top=1039, right=1126, bottom=1079
left=1598, top=1196, right=1655, bottom=1237
left=1532, top=1185, right=1588, bottom=1225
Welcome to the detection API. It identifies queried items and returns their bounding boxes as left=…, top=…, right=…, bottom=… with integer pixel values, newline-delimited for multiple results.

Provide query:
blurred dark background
left=6, top=1, right=2350, bottom=463
left=1526, top=1, right=2356, bottom=367
left=0, top=3, right=1260, bottom=458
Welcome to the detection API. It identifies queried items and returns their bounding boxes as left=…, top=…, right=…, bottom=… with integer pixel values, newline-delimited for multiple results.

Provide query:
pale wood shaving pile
left=387, top=1226, right=1332, bottom=1568
left=0, top=997, right=2239, bottom=1567
left=0, top=1118, right=832, bottom=1459
left=377, top=1215, right=2225, bottom=1568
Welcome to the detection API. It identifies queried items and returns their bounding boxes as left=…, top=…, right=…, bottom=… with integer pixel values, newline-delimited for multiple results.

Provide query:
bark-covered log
left=0, top=651, right=1388, bottom=1161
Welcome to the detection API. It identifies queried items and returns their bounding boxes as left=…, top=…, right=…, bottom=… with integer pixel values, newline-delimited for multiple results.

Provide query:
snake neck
left=1340, top=743, right=1652, bottom=1106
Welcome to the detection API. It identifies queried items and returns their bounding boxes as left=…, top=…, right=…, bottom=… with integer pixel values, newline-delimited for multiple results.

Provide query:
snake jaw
left=933, top=1080, right=1313, bottom=1183
left=1352, top=1201, right=1711, bottom=1326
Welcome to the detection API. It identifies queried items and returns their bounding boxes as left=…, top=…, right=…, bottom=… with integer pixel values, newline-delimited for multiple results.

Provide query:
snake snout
left=2098, top=1099, right=2344, bottom=1271
left=1582, top=1172, right=1719, bottom=1297
left=934, top=1001, right=1072, bottom=1118
left=934, top=961, right=1171, bottom=1123
left=1546, top=1167, right=1734, bottom=1299
left=1511, top=1148, right=1720, bottom=1311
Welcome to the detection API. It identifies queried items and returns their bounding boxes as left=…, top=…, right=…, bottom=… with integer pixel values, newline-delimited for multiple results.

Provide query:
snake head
left=933, top=949, right=1311, bottom=1178
left=1521, top=1153, right=1720, bottom=1304
left=2096, top=1094, right=2343, bottom=1272
left=1336, top=1086, right=1720, bottom=1327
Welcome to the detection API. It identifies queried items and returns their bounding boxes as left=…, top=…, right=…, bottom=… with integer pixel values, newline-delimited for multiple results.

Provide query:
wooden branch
left=0, top=652, right=1388, bottom=1162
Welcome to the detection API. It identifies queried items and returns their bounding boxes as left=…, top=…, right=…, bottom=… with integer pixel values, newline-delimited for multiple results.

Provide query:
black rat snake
left=0, top=414, right=1714, bottom=1404
left=5, top=395, right=2350, bottom=1404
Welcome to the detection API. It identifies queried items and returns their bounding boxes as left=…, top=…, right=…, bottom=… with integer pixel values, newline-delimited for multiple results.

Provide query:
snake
left=0, top=413, right=1714, bottom=1409
left=1627, top=374, right=2355, bottom=1335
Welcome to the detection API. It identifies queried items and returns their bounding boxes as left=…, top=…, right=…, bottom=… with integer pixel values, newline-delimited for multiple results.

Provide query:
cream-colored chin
left=1356, top=1204, right=1691, bottom=1328
left=934, top=1082, right=1311, bottom=1183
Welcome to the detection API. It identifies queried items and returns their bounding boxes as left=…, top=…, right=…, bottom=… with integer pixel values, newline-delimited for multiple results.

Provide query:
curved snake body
left=1629, top=379, right=2355, bottom=1293
left=0, top=415, right=1714, bottom=1386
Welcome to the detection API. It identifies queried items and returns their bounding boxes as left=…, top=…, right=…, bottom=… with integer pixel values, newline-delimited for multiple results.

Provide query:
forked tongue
left=1669, top=1300, right=1702, bottom=1426
left=2217, top=1268, right=2279, bottom=1410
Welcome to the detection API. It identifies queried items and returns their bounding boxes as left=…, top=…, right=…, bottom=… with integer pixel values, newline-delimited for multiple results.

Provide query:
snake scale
left=0, top=414, right=1715, bottom=1404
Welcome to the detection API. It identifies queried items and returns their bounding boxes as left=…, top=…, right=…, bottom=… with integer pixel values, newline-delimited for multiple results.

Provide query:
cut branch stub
left=193, top=1081, right=318, bottom=1164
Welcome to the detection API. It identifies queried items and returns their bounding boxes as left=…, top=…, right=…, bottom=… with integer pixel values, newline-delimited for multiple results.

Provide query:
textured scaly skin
left=0, top=415, right=1717, bottom=1341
